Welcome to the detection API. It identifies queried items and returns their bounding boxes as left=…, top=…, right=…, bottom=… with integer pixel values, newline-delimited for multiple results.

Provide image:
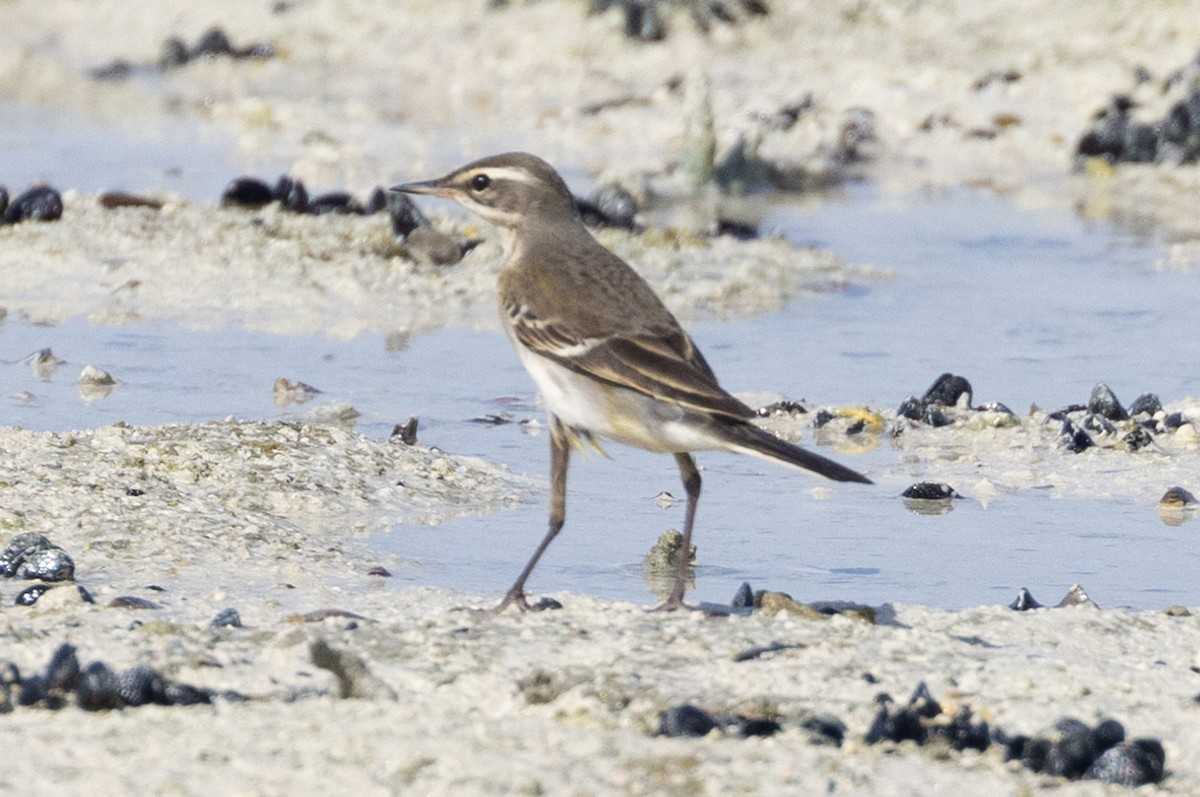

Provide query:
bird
left=392, top=152, right=871, bottom=613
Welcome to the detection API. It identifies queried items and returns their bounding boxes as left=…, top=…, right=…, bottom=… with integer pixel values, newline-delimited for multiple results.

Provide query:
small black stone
left=273, top=176, right=309, bottom=213
left=1060, top=419, right=1094, bottom=453
left=192, top=27, right=233, bottom=59
left=937, top=707, right=990, bottom=752
left=163, top=681, right=213, bottom=706
left=15, top=584, right=50, bottom=606
left=1127, top=392, right=1162, bottom=417
left=901, top=482, right=960, bottom=501
left=906, top=681, right=941, bottom=719
left=386, top=190, right=432, bottom=239
left=221, top=177, right=274, bottom=209
left=1008, top=587, right=1043, bottom=611
left=211, top=607, right=243, bottom=628
left=584, top=184, right=639, bottom=230
left=1088, top=739, right=1166, bottom=786
left=1093, top=718, right=1126, bottom=752
left=3, top=185, right=63, bottom=224
left=812, top=409, right=834, bottom=428
left=1081, top=413, right=1117, bottom=436
left=76, top=662, right=124, bottom=711
left=730, top=581, right=755, bottom=608
left=45, top=643, right=81, bottom=693
left=529, top=596, right=563, bottom=611
left=1087, top=383, right=1129, bottom=421
left=119, top=666, right=170, bottom=707
left=738, top=717, right=781, bottom=737
left=658, top=703, right=717, bottom=737
left=307, top=192, right=364, bottom=215
left=896, top=396, right=924, bottom=421
left=157, top=36, right=190, bottom=69
left=1123, top=427, right=1153, bottom=452
left=921, top=404, right=952, bottom=427
left=865, top=704, right=926, bottom=745
left=1045, top=728, right=1100, bottom=779
left=921, top=372, right=973, bottom=408
left=1021, top=736, right=1052, bottom=772
left=801, top=713, right=846, bottom=747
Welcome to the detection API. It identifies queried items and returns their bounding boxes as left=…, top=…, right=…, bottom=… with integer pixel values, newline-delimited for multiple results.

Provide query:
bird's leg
left=658, top=452, right=701, bottom=611
left=491, top=416, right=571, bottom=614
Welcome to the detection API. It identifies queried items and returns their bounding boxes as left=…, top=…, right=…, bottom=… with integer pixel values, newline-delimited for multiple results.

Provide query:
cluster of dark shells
left=0, top=184, right=64, bottom=225
left=657, top=680, right=1164, bottom=787
left=90, top=26, right=275, bottom=81
left=1049, top=382, right=1176, bottom=454
left=579, top=0, right=770, bottom=42
left=221, top=175, right=389, bottom=216
left=997, top=718, right=1166, bottom=786
left=1075, top=50, right=1200, bottom=165
left=1, top=643, right=227, bottom=712
left=895, top=371, right=1014, bottom=429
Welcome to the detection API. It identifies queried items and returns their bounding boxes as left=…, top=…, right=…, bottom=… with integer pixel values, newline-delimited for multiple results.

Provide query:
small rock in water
left=0, top=533, right=75, bottom=582
left=901, top=482, right=961, bottom=501
left=210, top=608, right=243, bottom=628
left=1159, top=486, right=1197, bottom=507
left=1127, top=392, right=1162, bottom=417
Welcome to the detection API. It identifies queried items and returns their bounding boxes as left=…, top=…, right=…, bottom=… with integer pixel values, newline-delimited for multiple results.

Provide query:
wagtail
left=394, top=152, right=871, bottom=612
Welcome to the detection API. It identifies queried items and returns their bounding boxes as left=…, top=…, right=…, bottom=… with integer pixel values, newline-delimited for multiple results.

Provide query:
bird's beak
left=389, top=178, right=452, bottom=198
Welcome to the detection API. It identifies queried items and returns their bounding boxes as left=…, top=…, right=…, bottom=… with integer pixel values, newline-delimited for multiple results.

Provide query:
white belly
left=514, top=343, right=722, bottom=454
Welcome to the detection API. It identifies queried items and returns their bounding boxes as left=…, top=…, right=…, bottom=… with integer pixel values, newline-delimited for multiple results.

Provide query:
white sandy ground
left=3, top=0, right=1200, bottom=794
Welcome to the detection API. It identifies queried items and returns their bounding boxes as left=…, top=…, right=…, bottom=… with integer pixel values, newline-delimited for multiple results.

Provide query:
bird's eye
left=470, top=174, right=491, bottom=192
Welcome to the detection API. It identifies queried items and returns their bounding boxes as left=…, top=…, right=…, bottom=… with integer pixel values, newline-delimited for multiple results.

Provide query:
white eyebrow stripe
left=463, top=166, right=538, bottom=185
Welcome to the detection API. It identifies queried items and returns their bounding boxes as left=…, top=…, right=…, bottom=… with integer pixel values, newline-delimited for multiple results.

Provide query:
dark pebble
left=15, top=584, right=50, bottom=606
left=800, top=713, right=846, bottom=746
left=119, top=666, right=170, bottom=706
left=386, top=190, right=432, bottom=239
left=273, top=176, right=309, bottom=213
left=1081, top=413, right=1117, bottom=436
left=108, top=595, right=162, bottom=610
left=211, top=607, right=243, bottom=628
left=922, top=372, right=973, bottom=408
left=366, top=565, right=392, bottom=577
left=577, top=184, right=639, bottom=230
left=812, top=409, right=834, bottom=428
left=935, top=706, right=990, bottom=752
left=896, top=396, right=924, bottom=421
left=730, top=581, right=755, bottom=609
left=1088, top=739, right=1166, bottom=786
left=163, top=681, right=213, bottom=706
left=363, top=186, right=388, bottom=215
left=45, top=644, right=81, bottom=693
left=922, top=404, right=953, bottom=427
left=1059, top=419, right=1094, bottom=453
left=3, top=185, right=64, bottom=224
left=1164, top=411, right=1185, bottom=430
left=76, top=662, right=124, bottom=711
left=1128, top=392, right=1162, bottom=417
left=1087, top=383, right=1129, bottom=421
left=1123, top=427, right=1153, bottom=452
left=865, top=702, right=926, bottom=745
left=658, top=703, right=717, bottom=737
left=192, top=27, right=234, bottom=59
left=1008, top=587, right=1043, bottom=611
left=157, top=36, right=190, bottom=69
left=1, top=532, right=75, bottom=580
left=391, top=417, right=419, bottom=445
left=221, top=177, right=275, bottom=209
left=901, top=482, right=960, bottom=501
left=307, top=192, right=364, bottom=215
left=1046, top=728, right=1099, bottom=778
left=0, top=185, right=8, bottom=215
left=711, top=218, right=758, bottom=240
left=529, top=596, right=563, bottom=611
left=755, top=399, right=808, bottom=417
left=738, top=717, right=781, bottom=737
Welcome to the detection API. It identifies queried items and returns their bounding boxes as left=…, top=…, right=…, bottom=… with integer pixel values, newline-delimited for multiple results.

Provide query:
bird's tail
left=721, top=421, right=873, bottom=484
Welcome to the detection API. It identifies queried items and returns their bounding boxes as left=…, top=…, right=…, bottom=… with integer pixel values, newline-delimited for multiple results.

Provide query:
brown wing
left=508, top=303, right=754, bottom=421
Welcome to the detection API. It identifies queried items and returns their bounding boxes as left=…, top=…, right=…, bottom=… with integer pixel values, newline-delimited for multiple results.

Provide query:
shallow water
left=5, top=178, right=1198, bottom=610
